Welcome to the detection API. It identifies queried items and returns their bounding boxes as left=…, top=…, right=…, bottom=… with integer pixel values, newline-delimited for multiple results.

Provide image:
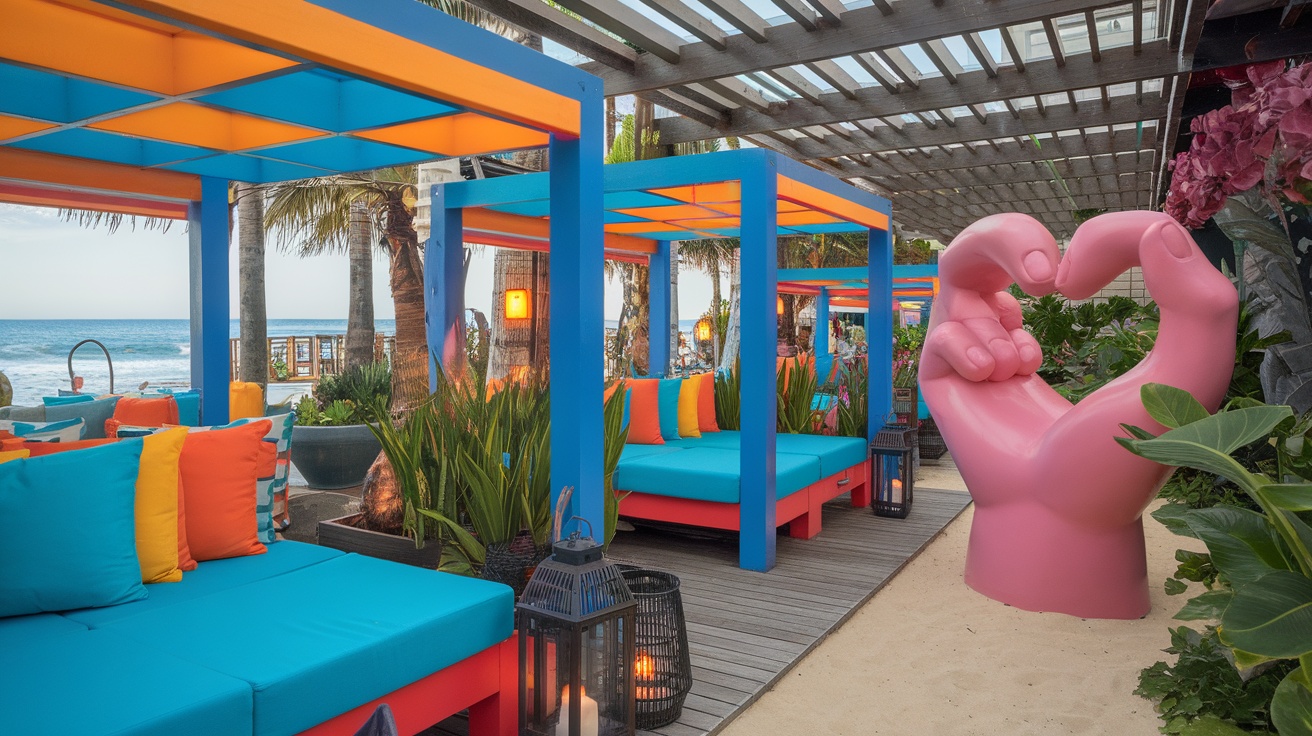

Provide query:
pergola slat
left=460, top=0, right=638, bottom=72
left=654, top=41, right=1177, bottom=144
left=637, top=0, right=729, bottom=49
left=551, top=0, right=687, bottom=64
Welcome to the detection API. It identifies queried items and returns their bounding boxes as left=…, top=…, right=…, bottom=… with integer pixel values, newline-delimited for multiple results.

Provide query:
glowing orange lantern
left=506, top=288, right=531, bottom=319
left=777, top=296, right=785, bottom=315
left=694, top=317, right=713, bottom=342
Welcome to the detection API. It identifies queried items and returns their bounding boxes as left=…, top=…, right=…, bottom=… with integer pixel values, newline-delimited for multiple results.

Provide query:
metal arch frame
left=432, top=149, right=893, bottom=571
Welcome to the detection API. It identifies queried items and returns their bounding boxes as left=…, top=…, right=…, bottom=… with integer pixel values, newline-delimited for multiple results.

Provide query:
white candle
left=557, top=685, right=599, bottom=736
left=891, top=478, right=903, bottom=503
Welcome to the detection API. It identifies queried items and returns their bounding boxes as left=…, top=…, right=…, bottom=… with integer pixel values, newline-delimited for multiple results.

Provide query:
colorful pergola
left=433, top=149, right=892, bottom=570
left=0, top=0, right=604, bottom=526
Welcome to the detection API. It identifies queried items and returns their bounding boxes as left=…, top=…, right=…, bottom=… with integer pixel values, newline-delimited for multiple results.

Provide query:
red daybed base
left=619, top=459, right=870, bottom=539
left=299, top=636, right=518, bottom=736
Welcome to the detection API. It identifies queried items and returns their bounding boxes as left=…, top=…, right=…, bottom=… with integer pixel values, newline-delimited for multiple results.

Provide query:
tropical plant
left=265, top=167, right=427, bottom=406
left=601, top=382, right=630, bottom=549
left=835, top=357, right=869, bottom=438
left=294, top=396, right=361, bottom=426
left=314, top=362, right=392, bottom=411
left=777, top=357, right=821, bottom=434
left=1118, top=383, right=1312, bottom=734
left=893, top=323, right=926, bottom=389
left=714, top=362, right=741, bottom=431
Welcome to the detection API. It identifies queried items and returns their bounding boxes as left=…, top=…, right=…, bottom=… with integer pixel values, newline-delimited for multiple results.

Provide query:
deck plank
left=421, top=487, right=970, bottom=736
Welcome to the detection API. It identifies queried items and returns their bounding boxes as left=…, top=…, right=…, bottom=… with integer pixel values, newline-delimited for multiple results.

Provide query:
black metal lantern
left=518, top=529, right=636, bottom=736
left=620, top=568, right=691, bottom=730
left=871, top=425, right=916, bottom=518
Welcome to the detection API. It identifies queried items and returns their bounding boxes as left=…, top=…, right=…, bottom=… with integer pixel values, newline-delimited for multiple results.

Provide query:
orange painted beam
left=0, top=182, right=189, bottom=219
left=356, top=114, right=547, bottom=158
left=777, top=175, right=889, bottom=231
left=111, top=0, right=581, bottom=137
left=91, top=102, right=322, bottom=150
left=0, top=147, right=202, bottom=201
left=464, top=208, right=657, bottom=254
left=0, top=114, right=56, bottom=143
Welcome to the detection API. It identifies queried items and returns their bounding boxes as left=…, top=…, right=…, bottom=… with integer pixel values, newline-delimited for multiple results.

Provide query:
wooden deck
left=425, top=487, right=971, bottom=736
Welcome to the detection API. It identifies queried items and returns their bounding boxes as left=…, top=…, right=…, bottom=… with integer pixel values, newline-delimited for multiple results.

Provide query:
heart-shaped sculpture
left=919, top=211, right=1239, bottom=619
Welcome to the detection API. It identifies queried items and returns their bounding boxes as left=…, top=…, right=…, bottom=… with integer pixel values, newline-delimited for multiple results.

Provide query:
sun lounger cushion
left=45, top=395, right=120, bottom=439
left=614, top=446, right=821, bottom=503
left=668, top=431, right=868, bottom=479
left=618, top=444, right=684, bottom=462
left=63, top=540, right=343, bottom=627
left=3, top=627, right=253, bottom=736
left=94, top=553, right=514, bottom=736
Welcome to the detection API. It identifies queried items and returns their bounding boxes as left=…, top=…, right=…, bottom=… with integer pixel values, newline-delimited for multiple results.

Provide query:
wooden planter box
left=317, top=514, right=442, bottom=568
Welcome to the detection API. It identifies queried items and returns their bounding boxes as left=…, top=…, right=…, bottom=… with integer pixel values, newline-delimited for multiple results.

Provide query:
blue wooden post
left=426, top=184, right=465, bottom=389
left=549, top=82, right=605, bottom=539
left=188, top=176, right=230, bottom=425
left=814, top=286, right=831, bottom=383
left=867, top=226, right=894, bottom=441
left=739, top=159, right=778, bottom=571
left=648, top=240, right=671, bottom=377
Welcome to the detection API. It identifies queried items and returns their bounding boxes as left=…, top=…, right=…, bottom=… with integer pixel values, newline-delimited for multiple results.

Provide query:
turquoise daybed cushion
left=615, top=446, right=820, bottom=503
left=2, top=627, right=253, bottom=736
left=63, top=540, right=344, bottom=627
left=95, top=553, right=514, bottom=736
left=619, top=444, right=684, bottom=462
left=0, top=611, right=87, bottom=642
left=669, top=431, right=868, bottom=478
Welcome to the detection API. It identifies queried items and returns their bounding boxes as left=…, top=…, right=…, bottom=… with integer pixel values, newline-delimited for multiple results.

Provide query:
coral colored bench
left=615, top=431, right=870, bottom=545
left=0, top=541, right=517, bottom=736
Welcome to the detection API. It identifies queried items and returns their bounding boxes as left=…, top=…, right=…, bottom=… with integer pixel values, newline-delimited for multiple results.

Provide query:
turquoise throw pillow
left=42, top=394, right=95, bottom=407
left=11, top=418, right=85, bottom=442
left=0, top=440, right=148, bottom=616
left=657, top=378, right=683, bottom=440
left=46, top=395, right=120, bottom=440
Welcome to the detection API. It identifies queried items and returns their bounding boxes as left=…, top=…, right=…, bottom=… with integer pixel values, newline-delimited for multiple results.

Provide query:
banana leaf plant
left=1118, top=383, right=1312, bottom=734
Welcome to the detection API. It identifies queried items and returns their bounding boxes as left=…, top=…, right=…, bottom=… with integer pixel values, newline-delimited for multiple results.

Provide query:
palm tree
left=235, top=183, right=269, bottom=389
left=679, top=238, right=737, bottom=366
left=264, top=167, right=427, bottom=406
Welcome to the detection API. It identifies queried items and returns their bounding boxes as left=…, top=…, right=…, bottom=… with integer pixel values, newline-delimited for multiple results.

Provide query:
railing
left=229, top=334, right=394, bottom=383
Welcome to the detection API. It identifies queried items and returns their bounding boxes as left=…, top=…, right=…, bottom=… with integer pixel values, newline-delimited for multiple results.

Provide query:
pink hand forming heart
left=919, top=211, right=1238, bottom=619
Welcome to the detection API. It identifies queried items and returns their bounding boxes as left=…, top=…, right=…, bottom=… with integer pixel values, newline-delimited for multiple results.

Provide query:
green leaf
left=1186, top=506, right=1292, bottom=586
left=1176, top=716, right=1250, bottom=736
left=1120, top=422, right=1159, bottom=441
left=1272, top=667, right=1312, bottom=736
left=1220, top=570, right=1312, bottom=658
left=1143, top=383, right=1212, bottom=429
left=1154, top=504, right=1202, bottom=539
left=1147, top=403, right=1294, bottom=457
left=1121, top=436, right=1257, bottom=491
left=1264, top=484, right=1312, bottom=512
left=1166, top=577, right=1189, bottom=595
left=1175, top=590, right=1233, bottom=621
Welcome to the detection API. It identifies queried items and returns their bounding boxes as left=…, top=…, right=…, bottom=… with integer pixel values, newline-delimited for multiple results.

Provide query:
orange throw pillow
left=176, top=473, right=197, bottom=571
left=3, top=438, right=117, bottom=456
left=106, top=396, right=179, bottom=438
left=695, top=373, right=719, bottom=433
left=179, top=420, right=270, bottom=562
left=625, top=379, right=664, bottom=445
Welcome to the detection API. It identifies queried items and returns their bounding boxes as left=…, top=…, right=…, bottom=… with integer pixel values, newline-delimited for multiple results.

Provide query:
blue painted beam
left=774, top=153, right=892, bottom=215
left=648, top=241, right=670, bottom=377
left=426, top=185, right=465, bottom=388
left=738, top=157, right=778, bottom=572
left=867, top=226, right=894, bottom=441
left=814, top=287, right=831, bottom=383
left=777, top=264, right=938, bottom=284
left=548, top=81, right=605, bottom=541
left=187, top=176, right=230, bottom=425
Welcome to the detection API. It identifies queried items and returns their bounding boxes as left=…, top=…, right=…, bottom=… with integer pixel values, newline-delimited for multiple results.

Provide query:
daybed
left=615, top=431, right=871, bottom=541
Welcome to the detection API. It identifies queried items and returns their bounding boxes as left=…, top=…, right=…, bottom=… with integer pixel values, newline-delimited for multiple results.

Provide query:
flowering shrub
left=1165, top=60, right=1312, bottom=228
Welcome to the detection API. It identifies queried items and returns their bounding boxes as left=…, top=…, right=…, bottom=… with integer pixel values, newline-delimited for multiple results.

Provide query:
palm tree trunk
left=631, top=264, right=651, bottom=375
left=383, top=195, right=428, bottom=409
left=710, top=257, right=722, bottom=366
left=669, top=241, right=680, bottom=374
left=345, top=200, right=374, bottom=370
left=237, top=184, right=268, bottom=390
left=487, top=249, right=550, bottom=382
left=719, top=250, right=740, bottom=372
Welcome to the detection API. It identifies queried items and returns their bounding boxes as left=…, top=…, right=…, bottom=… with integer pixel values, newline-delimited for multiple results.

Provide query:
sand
left=721, top=458, right=1202, bottom=736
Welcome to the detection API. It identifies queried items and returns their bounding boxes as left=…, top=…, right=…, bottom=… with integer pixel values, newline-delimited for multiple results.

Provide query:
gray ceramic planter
left=290, top=423, right=382, bottom=490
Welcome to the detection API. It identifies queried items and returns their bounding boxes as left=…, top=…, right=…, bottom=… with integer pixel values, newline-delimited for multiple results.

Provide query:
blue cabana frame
left=432, top=149, right=893, bottom=571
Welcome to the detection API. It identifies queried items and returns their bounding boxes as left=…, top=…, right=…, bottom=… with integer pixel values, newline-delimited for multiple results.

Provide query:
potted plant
left=290, top=362, right=389, bottom=490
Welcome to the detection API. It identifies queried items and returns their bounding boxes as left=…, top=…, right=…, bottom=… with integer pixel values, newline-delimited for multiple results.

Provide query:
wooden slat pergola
left=459, top=0, right=1297, bottom=242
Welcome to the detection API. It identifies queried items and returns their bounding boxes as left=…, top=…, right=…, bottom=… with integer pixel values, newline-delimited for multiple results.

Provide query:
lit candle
left=557, top=685, right=598, bottom=736
left=891, top=478, right=903, bottom=503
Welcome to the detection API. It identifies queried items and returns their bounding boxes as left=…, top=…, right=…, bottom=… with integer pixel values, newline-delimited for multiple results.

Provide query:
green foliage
left=601, top=382, right=630, bottom=550
left=894, top=235, right=935, bottom=265
left=1135, top=626, right=1290, bottom=734
left=714, top=363, right=741, bottom=431
left=293, top=396, right=361, bottom=426
left=835, top=358, right=869, bottom=438
left=315, top=362, right=392, bottom=410
left=893, top=323, right=926, bottom=389
left=1119, top=384, right=1312, bottom=733
left=777, top=357, right=821, bottom=434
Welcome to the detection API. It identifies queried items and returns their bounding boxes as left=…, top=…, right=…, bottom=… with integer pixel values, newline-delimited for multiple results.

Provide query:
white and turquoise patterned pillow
left=228, top=412, right=294, bottom=544
left=5, top=418, right=86, bottom=442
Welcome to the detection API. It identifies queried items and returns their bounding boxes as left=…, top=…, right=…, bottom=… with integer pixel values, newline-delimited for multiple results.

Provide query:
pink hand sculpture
left=920, top=211, right=1238, bottom=619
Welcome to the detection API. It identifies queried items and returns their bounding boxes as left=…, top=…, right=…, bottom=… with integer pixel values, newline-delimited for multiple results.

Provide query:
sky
left=0, top=203, right=720, bottom=323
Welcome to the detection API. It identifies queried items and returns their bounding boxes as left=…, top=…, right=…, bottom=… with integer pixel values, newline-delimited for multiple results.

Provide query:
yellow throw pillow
left=136, top=427, right=188, bottom=583
left=0, top=449, right=30, bottom=464
left=678, top=377, right=702, bottom=439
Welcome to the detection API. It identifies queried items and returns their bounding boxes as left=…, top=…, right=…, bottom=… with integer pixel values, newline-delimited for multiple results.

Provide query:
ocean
left=0, top=317, right=701, bottom=406
left=0, top=319, right=394, bottom=406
